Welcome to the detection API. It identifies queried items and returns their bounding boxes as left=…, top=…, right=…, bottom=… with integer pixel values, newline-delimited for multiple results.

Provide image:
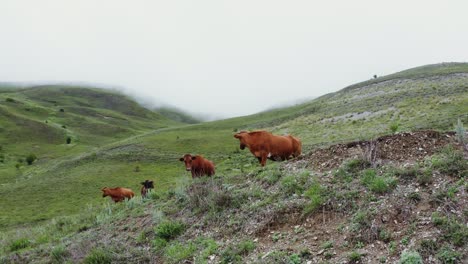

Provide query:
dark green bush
left=155, top=221, right=185, bottom=241
left=26, top=154, right=37, bottom=165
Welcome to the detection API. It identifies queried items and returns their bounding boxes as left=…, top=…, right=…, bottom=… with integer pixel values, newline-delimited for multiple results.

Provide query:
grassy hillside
left=0, top=85, right=187, bottom=226
left=0, top=63, right=467, bottom=263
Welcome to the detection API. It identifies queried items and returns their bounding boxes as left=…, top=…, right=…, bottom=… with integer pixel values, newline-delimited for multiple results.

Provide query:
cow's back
left=192, top=156, right=215, bottom=177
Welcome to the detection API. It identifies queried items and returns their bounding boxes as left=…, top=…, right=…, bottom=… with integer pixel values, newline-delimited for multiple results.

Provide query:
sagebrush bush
left=416, top=168, right=433, bottom=185
left=437, top=246, right=461, bottom=264
left=155, top=221, right=185, bottom=241
left=398, top=250, right=423, bottom=264
left=186, top=179, right=238, bottom=213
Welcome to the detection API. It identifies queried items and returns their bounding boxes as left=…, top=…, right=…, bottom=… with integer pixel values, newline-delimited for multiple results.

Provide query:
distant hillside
left=156, top=107, right=201, bottom=124
left=0, top=85, right=185, bottom=195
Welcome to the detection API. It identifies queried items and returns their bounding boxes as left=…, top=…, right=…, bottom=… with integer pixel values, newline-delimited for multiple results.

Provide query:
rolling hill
left=0, top=63, right=467, bottom=263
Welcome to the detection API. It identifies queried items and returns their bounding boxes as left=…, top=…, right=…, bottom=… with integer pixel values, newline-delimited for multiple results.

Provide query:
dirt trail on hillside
left=302, top=130, right=461, bottom=171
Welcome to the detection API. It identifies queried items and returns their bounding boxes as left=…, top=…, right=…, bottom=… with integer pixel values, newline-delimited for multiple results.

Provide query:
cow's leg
left=260, top=154, right=267, bottom=167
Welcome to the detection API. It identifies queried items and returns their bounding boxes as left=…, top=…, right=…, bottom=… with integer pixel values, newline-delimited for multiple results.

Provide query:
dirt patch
left=302, top=130, right=459, bottom=171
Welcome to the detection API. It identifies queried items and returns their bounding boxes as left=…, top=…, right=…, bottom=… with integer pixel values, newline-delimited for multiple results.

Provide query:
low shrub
left=398, top=250, right=422, bottom=264
left=26, top=153, right=37, bottom=165
left=436, top=246, right=461, bottom=264
left=221, top=239, right=256, bottom=264
left=155, top=221, right=185, bottom=241
left=348, top=251, right=362, bottom=263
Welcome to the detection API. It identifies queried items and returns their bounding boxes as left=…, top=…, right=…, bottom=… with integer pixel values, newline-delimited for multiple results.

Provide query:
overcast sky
left=1, top=0, right=468, bottom=119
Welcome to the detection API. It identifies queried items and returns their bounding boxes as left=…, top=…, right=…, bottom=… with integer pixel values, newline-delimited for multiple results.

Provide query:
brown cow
left=140, top=180, right=154, bottom=198
left=101, top=187, right=135, bottom=203
left=234, top=130, right=302, bottom=166
left=179, top=154, right=215, bottom=178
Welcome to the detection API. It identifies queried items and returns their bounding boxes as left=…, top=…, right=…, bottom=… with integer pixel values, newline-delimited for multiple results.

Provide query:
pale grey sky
left=1, top=0, right=468, bottom=119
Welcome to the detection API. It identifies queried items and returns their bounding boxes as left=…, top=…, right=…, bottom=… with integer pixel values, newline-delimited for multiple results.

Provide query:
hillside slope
left=0, top=63, right=467, bottom=263
left=1, top=130, right=466, bottom=263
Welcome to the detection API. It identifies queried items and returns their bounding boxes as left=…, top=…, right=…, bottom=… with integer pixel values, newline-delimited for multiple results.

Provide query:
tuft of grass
left=416, top=168, right=433, bottom=185
left=431, top=213, right=467, bottom=247
left=280, top=170, right=309, bottom=196
left=303, top=180, right=325, bottom=215
left=164, top=241, right=197, bottom=264
left=50, top=245, right=69, bottom=263
left=348, top=251, right=362, bottom=263
left=429, top=145, right=467, bottom=178
left=321, top=240, right=334, bottom=249
left=221, top=239, right=256, bottom=263
left=360, top=169, right=397, bottom=194
left=9, top=238, right=31, bottom=251
left=83, top=248, right=112, bottom=264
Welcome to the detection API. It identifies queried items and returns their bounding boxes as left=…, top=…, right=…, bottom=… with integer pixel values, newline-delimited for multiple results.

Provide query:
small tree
left=26, top=154, right=37, bottom=165
left=373, top=74, right=378, bottom=79
left=66, top=136, right=72, bottom=144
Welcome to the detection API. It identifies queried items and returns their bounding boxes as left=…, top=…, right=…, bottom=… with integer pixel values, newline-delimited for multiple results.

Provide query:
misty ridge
left=0, top=81, right=318, bottom=122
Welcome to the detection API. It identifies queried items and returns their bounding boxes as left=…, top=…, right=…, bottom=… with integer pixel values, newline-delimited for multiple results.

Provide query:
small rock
left=313, top=236, right=318, bottom=240
left=317, top=249, right=325, bottom=255
left=209, top=255, right=215, bottom=260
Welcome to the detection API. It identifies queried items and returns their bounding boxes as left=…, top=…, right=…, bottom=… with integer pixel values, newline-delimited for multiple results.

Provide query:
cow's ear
left=101, top=187, right=107, bottom=191
left=192, top=156, right=197, bottom=160
left=179, top=157, right=184, bottom=161
left=234, top=134, right=241, bottom=139
left=140, top=182, right=145, bottom=185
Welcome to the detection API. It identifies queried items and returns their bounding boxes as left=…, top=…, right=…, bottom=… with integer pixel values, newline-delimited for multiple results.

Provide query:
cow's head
left=234, top=131, right=248, bottom=150
left=140, top=180, right=154, bottom=189
left=179, top=154, right=197, bottom=171
left=101, top=187, right=109, bottom=197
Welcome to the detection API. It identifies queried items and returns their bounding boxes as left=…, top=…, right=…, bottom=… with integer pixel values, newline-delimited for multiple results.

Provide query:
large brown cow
left=234, top=130, right=302, bottom=166
left=101, top=187, right=135, bottom=203
left=179, top=154, right=215, bottom=178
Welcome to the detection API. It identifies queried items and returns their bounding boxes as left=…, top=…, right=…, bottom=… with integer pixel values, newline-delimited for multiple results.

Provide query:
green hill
left=0, top=63, right=467, bottom=263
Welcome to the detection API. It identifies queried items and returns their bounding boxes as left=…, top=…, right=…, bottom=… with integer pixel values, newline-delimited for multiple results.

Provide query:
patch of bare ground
left=302, top=130, right=460, bottom=171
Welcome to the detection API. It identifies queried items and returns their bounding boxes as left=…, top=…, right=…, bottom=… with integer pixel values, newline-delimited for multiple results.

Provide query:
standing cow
left=179, top=154, right=215, bottom=178
left=101, top=187, right=135, bottom=203
left=234, top=130, right=301, bottom=166
left=140, top=180, right=154, bottom=198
